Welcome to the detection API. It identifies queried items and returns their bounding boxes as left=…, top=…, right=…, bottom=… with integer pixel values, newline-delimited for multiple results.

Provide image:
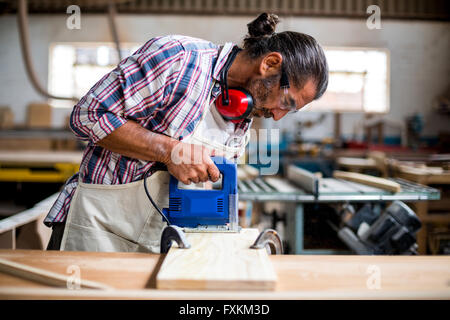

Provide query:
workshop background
left=0, top=0, right=449, bottom=256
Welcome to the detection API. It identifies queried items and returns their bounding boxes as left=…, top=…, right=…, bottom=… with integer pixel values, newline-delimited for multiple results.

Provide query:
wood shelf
left=393, top=163, right=450, bottom=254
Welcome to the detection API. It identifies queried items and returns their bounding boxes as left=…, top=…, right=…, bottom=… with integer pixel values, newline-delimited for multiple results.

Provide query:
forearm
left=97, top=120, right=220, bottom=185
left=96, top=120, right=177, bottom=164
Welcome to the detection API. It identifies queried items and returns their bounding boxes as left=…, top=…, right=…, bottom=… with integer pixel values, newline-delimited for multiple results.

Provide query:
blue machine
left=163, top=157, right=239, bottom=232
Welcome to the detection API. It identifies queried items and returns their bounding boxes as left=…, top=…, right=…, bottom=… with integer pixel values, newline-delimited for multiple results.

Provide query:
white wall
left=281, top=17, right=450, bottom=141
left=0, top=14, right=448, bottom=139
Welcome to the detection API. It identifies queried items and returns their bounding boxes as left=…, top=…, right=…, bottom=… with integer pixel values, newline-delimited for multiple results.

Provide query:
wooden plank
left=156, top=228, right=277, bottom=291
left=0, top=258, right=112, bottom=290
left=337, top=157, right=377, bottom=169
left=394, top=164, right=450, bottom=184
left=0, top=151, right=82, bottom=165
left=333, top=170, right=401, bottom=193
left=1, top=250, right=450, bottom=299
left=0, top=193, right=58, bottom=233
left=0, top=250, right=160, bottom=290
left=320, top=177, right=391, bottom=195
left=337, top=180, right=388, bottom=194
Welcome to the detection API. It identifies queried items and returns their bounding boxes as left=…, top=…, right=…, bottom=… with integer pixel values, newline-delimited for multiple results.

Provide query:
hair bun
left=247, top=13, right=279, bottom=38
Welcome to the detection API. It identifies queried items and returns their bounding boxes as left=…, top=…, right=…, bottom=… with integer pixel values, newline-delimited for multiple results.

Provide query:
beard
left=246, top=75, right=279, bottom=119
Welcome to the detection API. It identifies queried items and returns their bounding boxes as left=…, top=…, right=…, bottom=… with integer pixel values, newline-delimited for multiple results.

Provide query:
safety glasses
left=278, top=67, right=299, bottom=113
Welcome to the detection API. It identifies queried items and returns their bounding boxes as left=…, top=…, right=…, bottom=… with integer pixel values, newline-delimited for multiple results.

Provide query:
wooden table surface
left=0, top=250, right=449, bottom=299
left=0, top=151, right=83, bottom=165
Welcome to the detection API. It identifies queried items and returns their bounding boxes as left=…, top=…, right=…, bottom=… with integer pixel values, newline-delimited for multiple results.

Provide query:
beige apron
left=60, top=89, right=250, bottom=253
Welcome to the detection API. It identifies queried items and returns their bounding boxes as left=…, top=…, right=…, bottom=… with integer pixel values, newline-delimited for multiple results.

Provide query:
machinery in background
left=238, top=163, right=439, bottom=254
left=337, top=201, right=421, bottom=255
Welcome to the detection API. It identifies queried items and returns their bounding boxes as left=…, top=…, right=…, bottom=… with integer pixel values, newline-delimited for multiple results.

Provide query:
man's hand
left=163, top=141, right=221, bottom=185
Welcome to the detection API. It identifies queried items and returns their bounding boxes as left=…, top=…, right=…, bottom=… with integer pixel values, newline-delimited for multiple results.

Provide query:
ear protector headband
left=216, top=46, right=290, bottom=123
left=216, top=46, right=254, bottom=123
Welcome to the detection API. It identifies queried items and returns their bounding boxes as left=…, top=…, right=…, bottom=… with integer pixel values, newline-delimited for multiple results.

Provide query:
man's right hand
left=163, top=141, right=221, bottom=185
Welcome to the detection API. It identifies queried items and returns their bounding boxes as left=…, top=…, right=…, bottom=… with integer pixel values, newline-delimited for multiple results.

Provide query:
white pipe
left=107, top=1, right=122, bottom=62
left=17, top=0, right=78, bottom=101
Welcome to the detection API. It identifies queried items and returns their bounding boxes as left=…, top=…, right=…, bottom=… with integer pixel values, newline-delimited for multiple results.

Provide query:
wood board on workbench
left=319, top=178, right=389, bottom=195
left=156, top=228, right=277, bottom=291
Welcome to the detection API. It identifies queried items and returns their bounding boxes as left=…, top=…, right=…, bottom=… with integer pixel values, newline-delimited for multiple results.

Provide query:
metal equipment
left=162, top=156, right=239, bottom=232
left=238, top=165, right=440, bottom=254
left=250, top=229, right=283, bottom=255
left=338, top=201, right=422, bottom=255
left=160, top=225, right=191, bottom=254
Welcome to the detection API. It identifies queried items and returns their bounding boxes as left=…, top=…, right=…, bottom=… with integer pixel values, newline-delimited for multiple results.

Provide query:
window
left=305, top=47, right=390, bottom=113
left=48, top=42, right=141, bottom=108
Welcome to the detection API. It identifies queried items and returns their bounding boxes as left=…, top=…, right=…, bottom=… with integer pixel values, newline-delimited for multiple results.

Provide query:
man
left=45, top=13, right=328, bottom=252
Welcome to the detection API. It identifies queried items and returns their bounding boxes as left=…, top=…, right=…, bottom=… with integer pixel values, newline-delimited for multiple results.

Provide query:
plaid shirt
left=45, top=35, right=251, bottom=226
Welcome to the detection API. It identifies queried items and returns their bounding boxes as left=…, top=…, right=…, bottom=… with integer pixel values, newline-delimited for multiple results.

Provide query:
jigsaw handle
left=165, top=156, right=238, bottom=229
left=210, top=156, right=237, bottom=194
left=169, top=156, right=237, bottom=194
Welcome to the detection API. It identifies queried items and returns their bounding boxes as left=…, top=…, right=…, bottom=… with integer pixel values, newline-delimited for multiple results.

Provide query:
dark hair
left=243, top=13, right=328, bottom=100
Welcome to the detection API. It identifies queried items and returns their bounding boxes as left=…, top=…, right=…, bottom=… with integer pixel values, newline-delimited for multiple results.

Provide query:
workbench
left=0, top=250, right=449, bottom=299
left=0, top=128, right=79, bottom=152
left=0, top=151, right=82, bottom=183
left=238, top=173, right=440, bottom=254
left=391, top=163, right=450, bottom=254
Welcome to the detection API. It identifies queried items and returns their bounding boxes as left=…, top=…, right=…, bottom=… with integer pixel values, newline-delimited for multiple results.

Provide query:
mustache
left=246, top=75, right=279, bottom=119
left=251, top=107, right=273, bottom=118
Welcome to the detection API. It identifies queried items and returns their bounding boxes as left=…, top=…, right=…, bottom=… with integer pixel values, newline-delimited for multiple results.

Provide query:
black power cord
left=219, top=46, right=242, bottom=106
left=143, top=171, right=171, bottom=225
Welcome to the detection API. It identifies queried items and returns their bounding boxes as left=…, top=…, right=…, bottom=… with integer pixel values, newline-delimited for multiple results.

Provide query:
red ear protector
left=216, top=46, right=290, bottom=123
left=216, top=87, right=254, bottom=123
left=216, top=46, right=254, bottom=124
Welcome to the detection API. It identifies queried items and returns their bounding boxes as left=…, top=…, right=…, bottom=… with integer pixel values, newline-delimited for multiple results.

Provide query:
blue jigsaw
left=163, top=156, right=240, bottom=232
